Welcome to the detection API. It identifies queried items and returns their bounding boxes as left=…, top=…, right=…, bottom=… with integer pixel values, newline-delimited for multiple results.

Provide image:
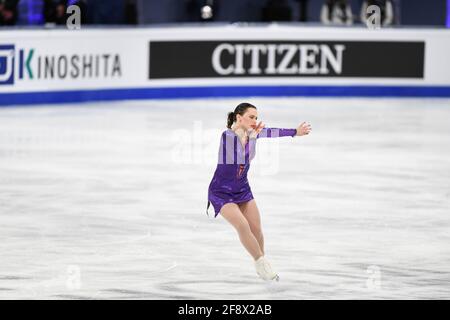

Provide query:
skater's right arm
left=218, top=130, right=236, bottom=164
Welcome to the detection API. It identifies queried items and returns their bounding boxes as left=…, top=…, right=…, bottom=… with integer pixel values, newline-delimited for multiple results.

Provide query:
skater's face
left=237, top=107, right=258, bottom=131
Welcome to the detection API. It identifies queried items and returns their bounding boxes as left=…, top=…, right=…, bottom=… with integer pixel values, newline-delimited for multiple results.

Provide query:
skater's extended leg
left=220, top=203, right=263, bottom=261
left=239, top=200, right=264, bottom=255
left=239, top=200, right=279, bottom=281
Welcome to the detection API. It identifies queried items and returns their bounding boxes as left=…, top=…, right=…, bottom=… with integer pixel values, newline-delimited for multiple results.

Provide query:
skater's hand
left=249, top=121, right=265, bottom=139
left=296, top=122, right=312, bottom=136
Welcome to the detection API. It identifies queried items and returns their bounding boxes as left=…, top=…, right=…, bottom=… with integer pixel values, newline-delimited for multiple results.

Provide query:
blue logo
left=0, top=45, right=15, bottom=85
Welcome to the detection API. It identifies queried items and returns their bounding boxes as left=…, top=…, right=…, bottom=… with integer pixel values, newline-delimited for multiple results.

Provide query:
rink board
left=0, top=26, right=450, bottom=105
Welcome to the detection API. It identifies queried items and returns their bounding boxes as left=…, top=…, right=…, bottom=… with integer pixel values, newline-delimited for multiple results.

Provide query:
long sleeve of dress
left=256, top=128, right=297, bottom=139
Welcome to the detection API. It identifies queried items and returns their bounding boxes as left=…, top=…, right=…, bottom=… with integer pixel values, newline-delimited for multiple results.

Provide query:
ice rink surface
left=0, top=97, right=449, bottom=299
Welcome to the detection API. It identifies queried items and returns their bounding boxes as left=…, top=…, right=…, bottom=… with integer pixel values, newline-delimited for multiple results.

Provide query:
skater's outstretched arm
left=256, top=128, right=297, bottom=139
left=252, top=122, right=312, bottom=139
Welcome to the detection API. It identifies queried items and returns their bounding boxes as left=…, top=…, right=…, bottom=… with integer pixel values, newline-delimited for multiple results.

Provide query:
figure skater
left=206, top=102, right=312, bottom=281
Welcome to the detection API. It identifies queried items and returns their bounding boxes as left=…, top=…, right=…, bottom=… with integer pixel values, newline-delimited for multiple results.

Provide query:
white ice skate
left=254, top=256, right=279, bottom=281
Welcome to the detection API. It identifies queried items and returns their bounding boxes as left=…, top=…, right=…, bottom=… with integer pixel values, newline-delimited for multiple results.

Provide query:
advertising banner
left=0, top=26, right=449, bottom=105
left=149, top=41, right=425, bottom=79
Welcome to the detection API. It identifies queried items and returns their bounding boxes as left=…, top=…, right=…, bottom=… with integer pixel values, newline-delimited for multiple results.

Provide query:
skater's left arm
left=294, top=122, right=312, bottom=137
left=250, top=122, right=312, bottom=139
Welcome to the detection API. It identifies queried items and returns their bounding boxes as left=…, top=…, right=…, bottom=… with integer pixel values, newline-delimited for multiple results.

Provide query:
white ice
left=0, top=97, right=449, bottom=299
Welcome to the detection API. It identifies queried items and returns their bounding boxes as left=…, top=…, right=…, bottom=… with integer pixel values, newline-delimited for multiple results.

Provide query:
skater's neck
left=231, top=124, right=248, bottom=136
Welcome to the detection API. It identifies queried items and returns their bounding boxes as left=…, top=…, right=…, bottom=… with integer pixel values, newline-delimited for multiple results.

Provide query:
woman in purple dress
left=206, top=102, right=312, bottom=281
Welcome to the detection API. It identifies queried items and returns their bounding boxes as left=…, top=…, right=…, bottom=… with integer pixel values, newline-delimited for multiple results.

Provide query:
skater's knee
left=253, top=226, right=263, bottom=237
left=235, top=220, right=251, bottom=235
left=250, top=226, right=263, bottom=240
left=256, top=231, right=264, bottom=242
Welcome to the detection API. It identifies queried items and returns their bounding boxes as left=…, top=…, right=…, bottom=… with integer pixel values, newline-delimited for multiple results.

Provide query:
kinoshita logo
left=0, top=44, right=122, bottom=85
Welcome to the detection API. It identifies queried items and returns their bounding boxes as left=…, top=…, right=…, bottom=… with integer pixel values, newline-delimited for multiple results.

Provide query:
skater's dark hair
left=227, top=103, right=257, bottom=129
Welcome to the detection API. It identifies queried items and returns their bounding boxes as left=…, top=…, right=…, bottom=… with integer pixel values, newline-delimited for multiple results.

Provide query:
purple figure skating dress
left=206, top=127, right=297, bottom=217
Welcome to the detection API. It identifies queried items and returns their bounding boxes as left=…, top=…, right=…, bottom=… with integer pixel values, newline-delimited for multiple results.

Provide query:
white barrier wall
left=0, top=25, right=450, bottom=105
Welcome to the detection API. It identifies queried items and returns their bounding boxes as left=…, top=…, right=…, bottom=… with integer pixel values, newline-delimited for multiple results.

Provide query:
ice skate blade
left=257, top=274, right=280, bottom=281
